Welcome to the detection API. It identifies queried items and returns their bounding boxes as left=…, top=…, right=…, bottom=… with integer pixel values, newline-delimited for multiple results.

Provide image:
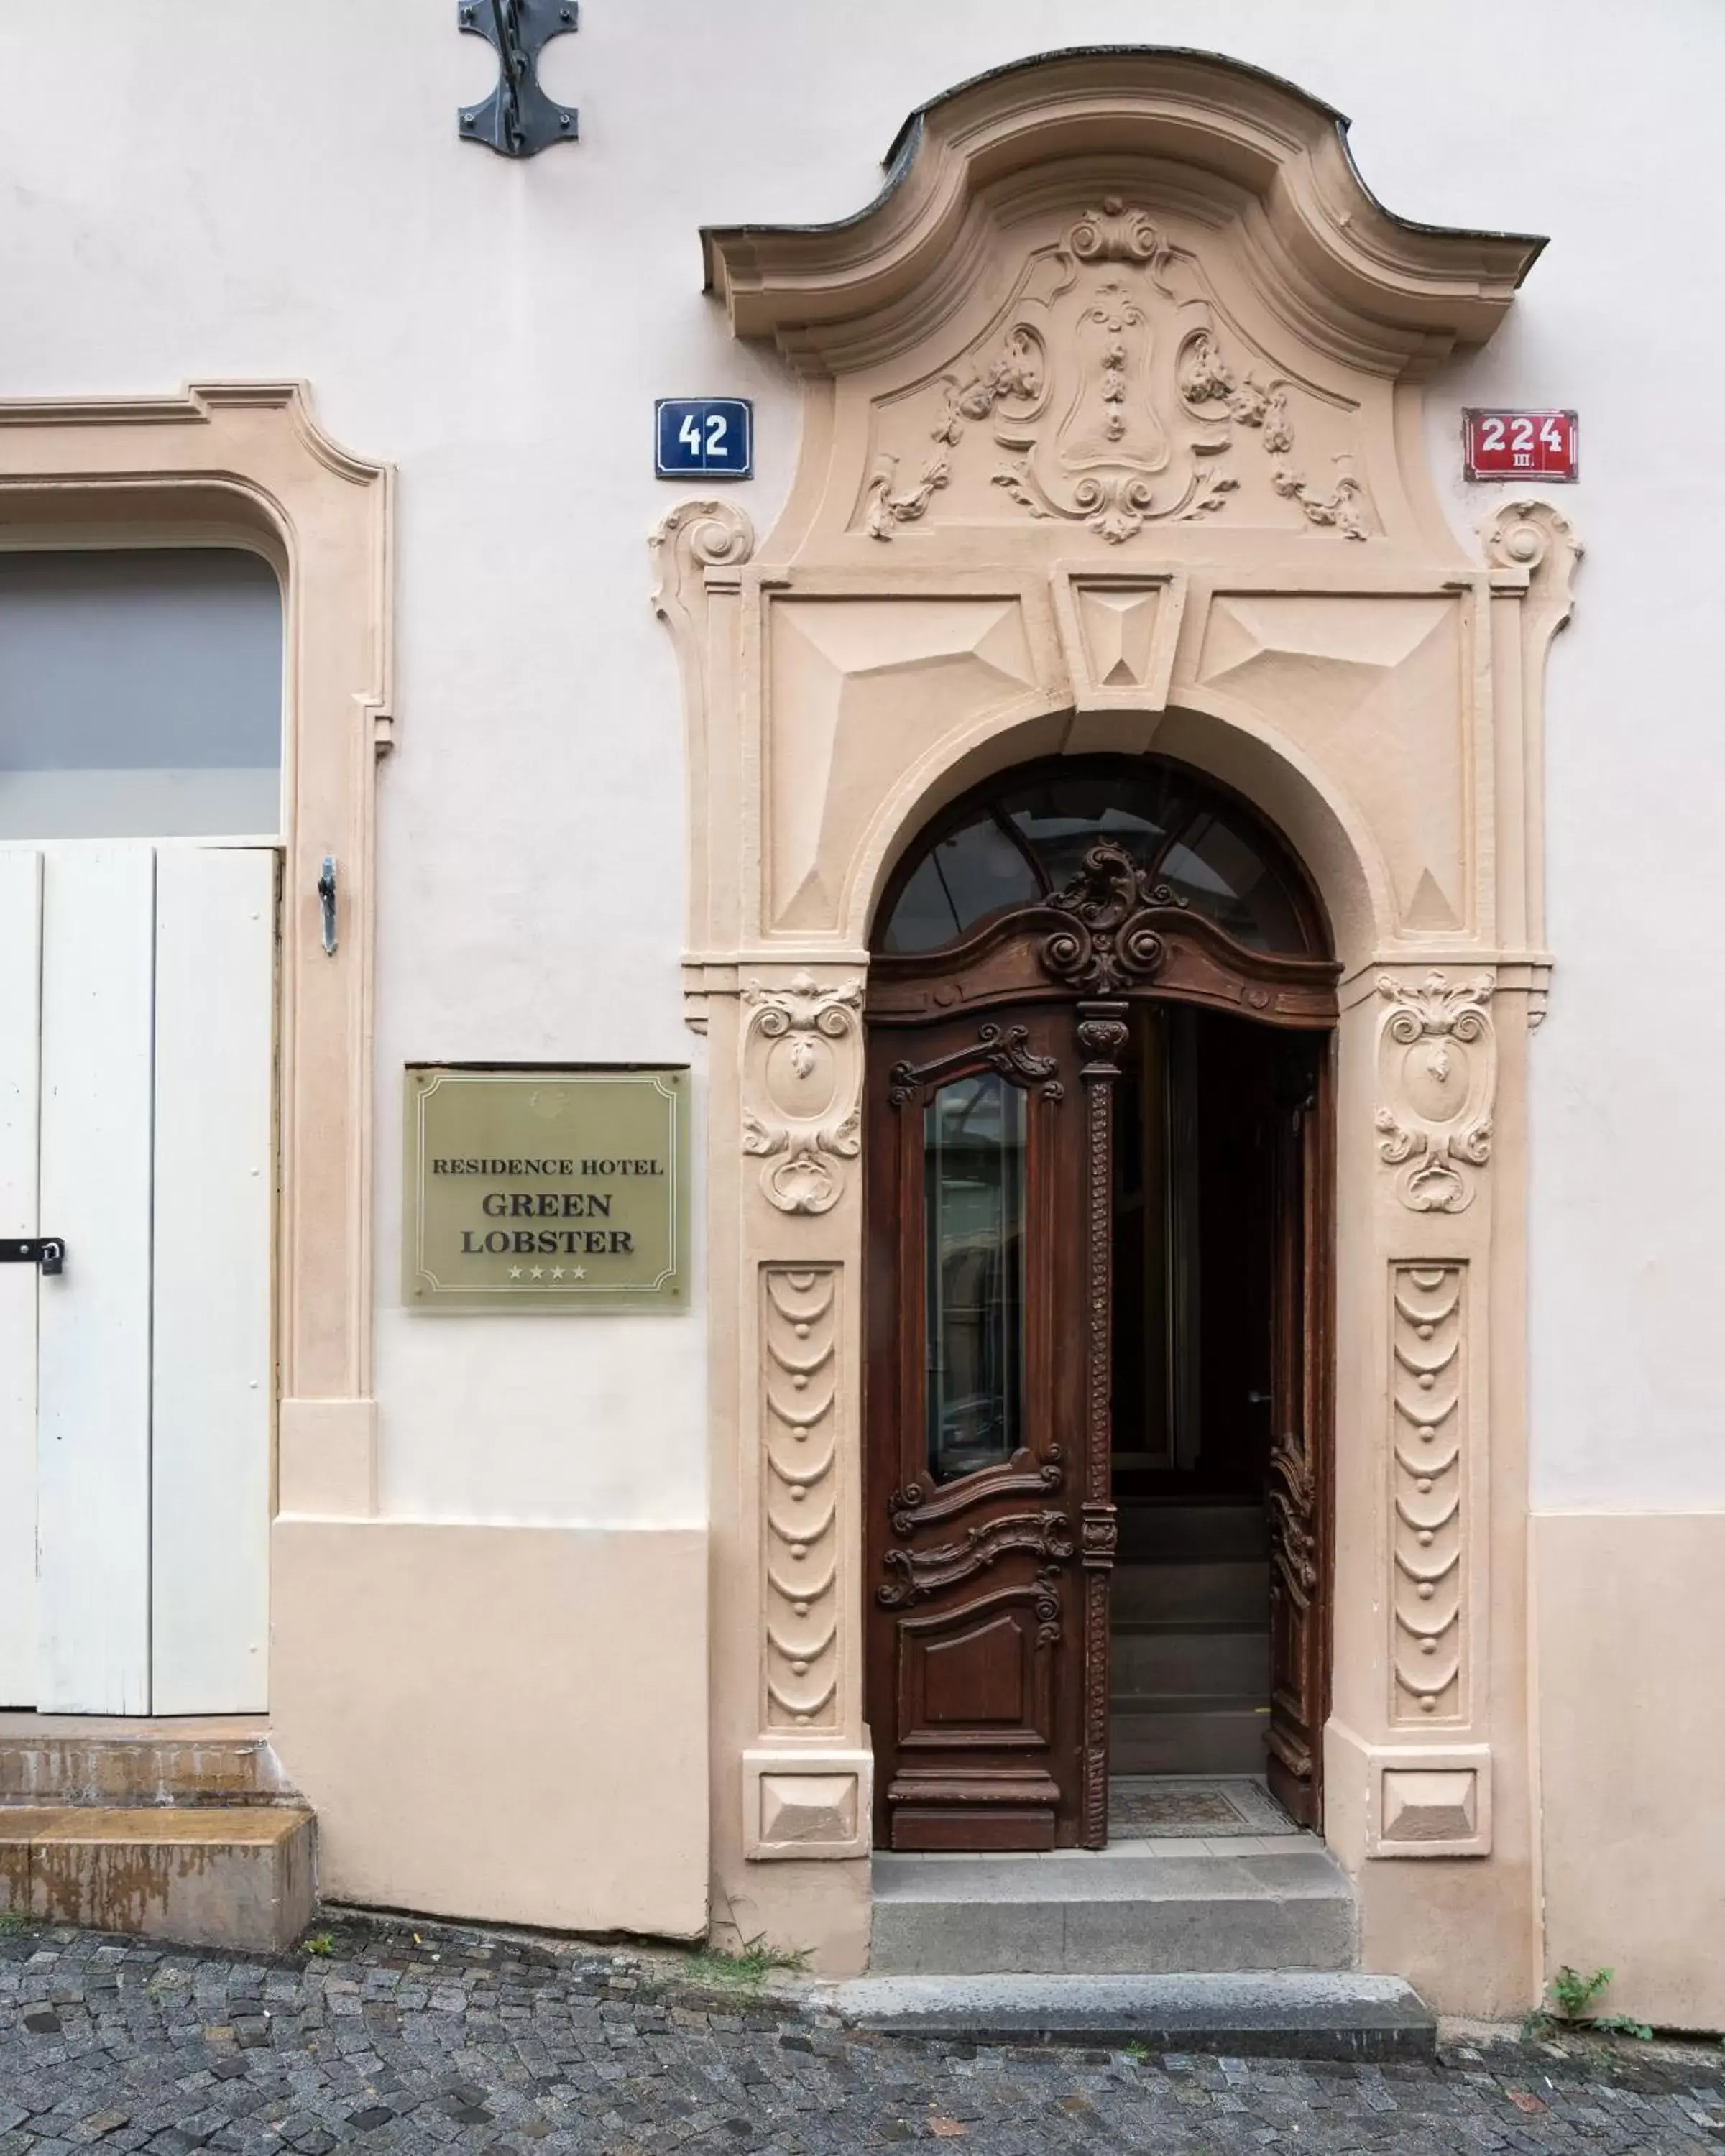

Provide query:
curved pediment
left=703, top=49, right=1543, bottom=558
left=704, top=47, right=1544, bottom=373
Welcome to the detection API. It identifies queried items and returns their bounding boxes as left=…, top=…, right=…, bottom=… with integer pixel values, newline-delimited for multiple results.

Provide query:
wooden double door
left=864, top=863, right=1337, bottom=1851
left=0, top=844, right=275, bottom=1713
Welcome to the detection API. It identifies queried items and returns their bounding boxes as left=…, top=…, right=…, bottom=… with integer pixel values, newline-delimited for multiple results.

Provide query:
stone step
left=1110, top=1560, right=1267, bottom=1626
left=0, top=1722, right=291, bottom=1808
left=1110, top=1622, right=1269, bottom=1697
left=869, top=1844, right=1355, bottom=1976
left=826, top=1971, right=1434, bottom=2061
left=1109, top=1698, right=1270, bottom=1774
left=1115, top=1504, right=1269, bottom=1562
left=0, top=1805, right=316, bottom=1952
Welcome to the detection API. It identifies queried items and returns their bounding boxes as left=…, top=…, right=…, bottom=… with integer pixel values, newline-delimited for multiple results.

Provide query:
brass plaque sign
left=403, top=1066, right=689, bottom=1311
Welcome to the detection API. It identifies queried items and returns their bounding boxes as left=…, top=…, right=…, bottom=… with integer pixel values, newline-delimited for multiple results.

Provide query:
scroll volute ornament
left=1374, top=972, right=1496, bottom=1214
left=742, top=972, right=864, bottom=1215
left=1040, top=839, right=1181, bottom=996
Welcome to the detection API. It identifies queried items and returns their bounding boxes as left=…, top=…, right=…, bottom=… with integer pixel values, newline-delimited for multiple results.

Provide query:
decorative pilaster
left=648, top=499, right=754, bottom=1034
left=1390, top=1264, right=1466, bottom=1723
left=1483, top=499, right=1583, bottom=1025
left=737, top=966, right=872, bottom=1862
left=761, top=1266, right=840, bottom=1729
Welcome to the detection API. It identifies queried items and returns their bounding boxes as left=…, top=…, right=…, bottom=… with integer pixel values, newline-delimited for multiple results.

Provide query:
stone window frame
left=0, top=380, right=393, bottom=1524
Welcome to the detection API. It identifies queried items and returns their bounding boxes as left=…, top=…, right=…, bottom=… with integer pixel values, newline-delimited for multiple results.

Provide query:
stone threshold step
left=875, top=1847, right=1348, bottom=1897
left=0, top=1726, right=294, bottom=1807
left=824, top=1972, right=1435, bottom=2062
left=1108, top=1693, right=1269, bottom=1715
left=870, top=1848, right=1354, bottom=1974
left=0, top=1805, right=315, bottom=1953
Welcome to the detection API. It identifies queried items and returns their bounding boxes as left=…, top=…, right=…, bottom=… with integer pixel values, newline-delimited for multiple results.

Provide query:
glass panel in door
left=924, top=1071, right=1026, bottom=1483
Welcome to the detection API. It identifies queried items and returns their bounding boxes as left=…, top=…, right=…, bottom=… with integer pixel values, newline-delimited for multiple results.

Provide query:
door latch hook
left=317, top=856, right=338, bottom=956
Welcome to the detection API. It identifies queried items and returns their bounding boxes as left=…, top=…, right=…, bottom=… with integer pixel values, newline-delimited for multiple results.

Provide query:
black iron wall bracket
left=459, top=0, right=578, bottom=158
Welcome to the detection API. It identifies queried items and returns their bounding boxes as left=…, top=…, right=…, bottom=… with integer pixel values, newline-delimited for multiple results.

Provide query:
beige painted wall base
left=713, top=1852, right=872, bottom=1977
left=272, top=1521, right=708, bottom=1939
left=278, top=1399, right=378, bottom=1519
left=1536, top=1513, right=1725, bottom=2032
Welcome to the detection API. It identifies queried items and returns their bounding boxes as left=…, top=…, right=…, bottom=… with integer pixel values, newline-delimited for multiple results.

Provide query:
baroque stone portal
left=657, top=48, right=1578, bottom=2003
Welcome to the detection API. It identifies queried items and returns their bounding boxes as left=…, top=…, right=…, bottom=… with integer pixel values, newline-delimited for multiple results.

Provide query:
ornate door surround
left=655, top=48, right=1580, bottom=2002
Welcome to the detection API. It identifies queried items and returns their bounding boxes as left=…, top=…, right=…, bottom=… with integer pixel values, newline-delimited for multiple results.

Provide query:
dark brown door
left=1264, top=1033, right=1332, bottom=1825
left=864, top=1002, right=1092, bottom=1851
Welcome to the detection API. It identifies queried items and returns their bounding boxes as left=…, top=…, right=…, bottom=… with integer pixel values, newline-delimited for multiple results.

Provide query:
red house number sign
left=1463, top=409, right=1578, bottom=482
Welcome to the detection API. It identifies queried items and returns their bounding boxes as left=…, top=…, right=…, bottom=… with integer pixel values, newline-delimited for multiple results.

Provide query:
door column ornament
left=1073, top=1000, right=1127, bottom=1849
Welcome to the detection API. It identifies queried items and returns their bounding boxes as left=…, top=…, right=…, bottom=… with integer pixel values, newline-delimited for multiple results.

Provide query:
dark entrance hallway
left=1108, top=1008, right=1327, bottom=1833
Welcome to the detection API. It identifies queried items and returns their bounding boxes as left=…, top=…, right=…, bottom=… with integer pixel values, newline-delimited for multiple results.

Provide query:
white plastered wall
left=0, top=0, right=1719, bottom=2000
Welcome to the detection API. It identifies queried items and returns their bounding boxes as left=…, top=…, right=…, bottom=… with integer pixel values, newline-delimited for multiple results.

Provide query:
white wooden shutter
left=0, top=848, right=43, bottom=1707
left=150, top=847, right=276, bottom=1713
left=35, top=846, right=156, bottom=1713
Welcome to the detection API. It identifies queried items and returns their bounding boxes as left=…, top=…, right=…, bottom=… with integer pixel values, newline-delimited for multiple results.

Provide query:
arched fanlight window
left=876, top=755, right=1326, bottom=959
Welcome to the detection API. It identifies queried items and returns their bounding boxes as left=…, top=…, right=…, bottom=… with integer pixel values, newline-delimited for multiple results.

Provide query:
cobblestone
left=1, top=1918, right=1721, bottom=2152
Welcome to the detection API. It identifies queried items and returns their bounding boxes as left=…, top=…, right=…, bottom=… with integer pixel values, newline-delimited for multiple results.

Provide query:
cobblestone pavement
left=2, top=1917, right=1722, bottom=2154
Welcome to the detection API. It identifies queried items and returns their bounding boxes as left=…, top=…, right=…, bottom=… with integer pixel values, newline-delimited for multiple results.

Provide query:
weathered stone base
left=827, top=1971, right=1437, bottom=2060
left=0, top=1805, right=315, bottom=1951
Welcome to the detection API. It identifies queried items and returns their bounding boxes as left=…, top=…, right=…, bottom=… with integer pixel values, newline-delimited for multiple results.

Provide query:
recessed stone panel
left=766, top=597, right=1037, bottom=931
left=1381, top=1769, right=1477, bottom=1843
left=759, top=1773, right=859, bottom=1848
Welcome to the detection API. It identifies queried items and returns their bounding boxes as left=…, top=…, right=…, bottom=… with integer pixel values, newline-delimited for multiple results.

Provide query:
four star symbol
left=503, top=1261, right=588, bottom=1283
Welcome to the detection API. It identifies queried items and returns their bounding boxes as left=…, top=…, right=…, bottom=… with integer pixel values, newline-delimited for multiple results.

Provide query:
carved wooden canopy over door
left=864, top=1002, right=1090, bottom=1851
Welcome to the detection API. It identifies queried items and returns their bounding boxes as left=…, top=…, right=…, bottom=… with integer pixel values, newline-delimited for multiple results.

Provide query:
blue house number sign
left=656, top=397, right=753, bottom=480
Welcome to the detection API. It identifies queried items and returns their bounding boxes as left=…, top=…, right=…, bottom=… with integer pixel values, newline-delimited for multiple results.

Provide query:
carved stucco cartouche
left=741, top=973, right=865, bottom=1217
left=865, top=197, right=1372, bottom=547
left=1375, top=973, right=1497, bottom=1214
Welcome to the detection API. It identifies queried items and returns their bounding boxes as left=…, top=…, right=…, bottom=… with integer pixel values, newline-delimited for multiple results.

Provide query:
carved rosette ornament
left=742, top=972, right=864, bottom=1215
left=1374, top=972, right=1496, bottom=1214
left=865, top=199, right=1371, bottom=546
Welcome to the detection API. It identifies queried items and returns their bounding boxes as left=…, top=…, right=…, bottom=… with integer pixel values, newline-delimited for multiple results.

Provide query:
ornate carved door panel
left=1265, top=1033, right=1333, bottom=1826
left=864, top=1004, right=1092, bottom=1851
left=865, top=758, right=1340, bottom=1851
